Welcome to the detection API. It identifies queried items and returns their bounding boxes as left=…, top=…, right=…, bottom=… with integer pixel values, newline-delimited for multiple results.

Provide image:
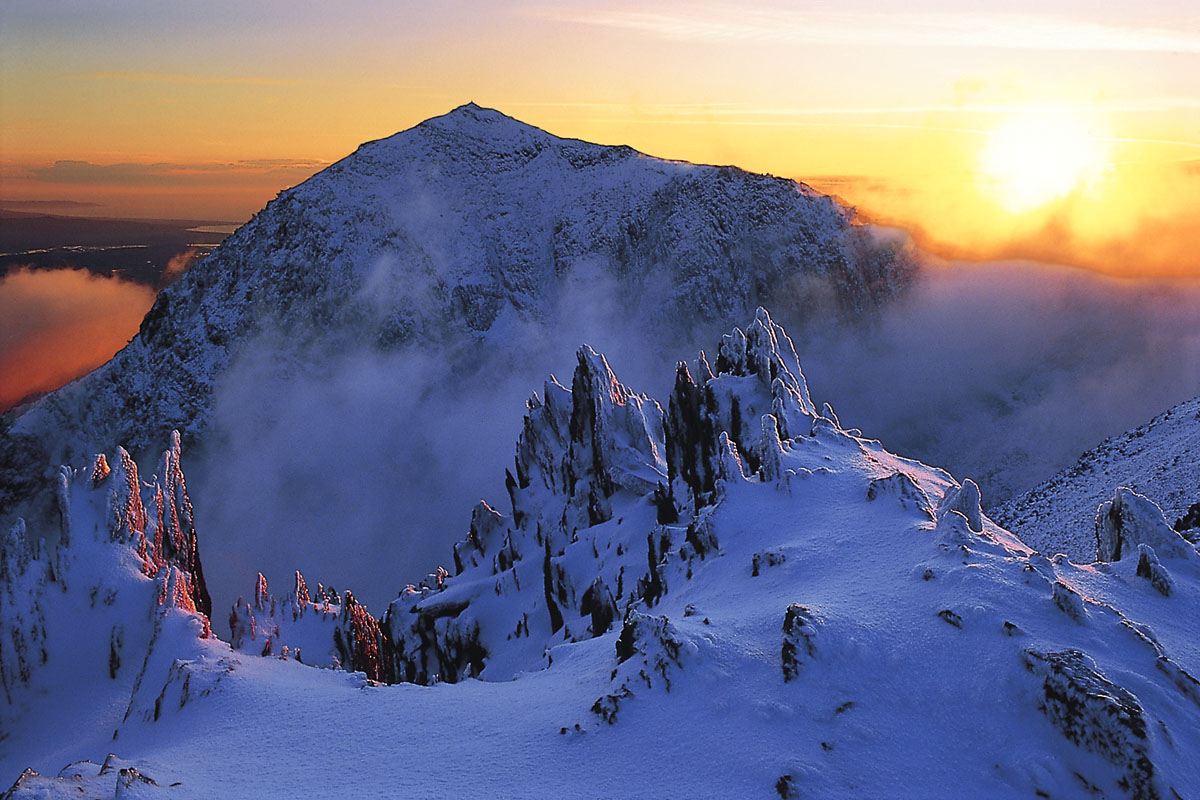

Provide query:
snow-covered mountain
left=4, top=310, right=1198, bottom=799
left=2, top=103, right=913, bottom=496
left=995, top=395, right=1200, bottom=562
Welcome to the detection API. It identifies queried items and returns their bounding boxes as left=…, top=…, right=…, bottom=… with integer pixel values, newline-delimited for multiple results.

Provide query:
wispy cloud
left=525, top=4, right=1200, bottom=53
left=76, top=71, right=300, bottom=86
left=556, top=117, right=993, bottom=136
left=24, top=159, right=329, bottom=186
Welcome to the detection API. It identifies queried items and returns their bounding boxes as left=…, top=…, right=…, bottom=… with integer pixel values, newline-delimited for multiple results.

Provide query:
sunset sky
left=1, top=0, right=1197, bottom=276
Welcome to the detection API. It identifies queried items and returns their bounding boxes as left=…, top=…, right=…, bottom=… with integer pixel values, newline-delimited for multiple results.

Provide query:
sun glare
left=979, top=113, right=1107, bottom=212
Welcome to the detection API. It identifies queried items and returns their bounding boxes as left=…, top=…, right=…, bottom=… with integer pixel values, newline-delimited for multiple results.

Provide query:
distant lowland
left=0, top=205, right=238, bottom=287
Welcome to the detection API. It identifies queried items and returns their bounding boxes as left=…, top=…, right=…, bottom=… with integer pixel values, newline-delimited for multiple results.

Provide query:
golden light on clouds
left=0, top=268, right=156, bottom=411
left=978, top=113, right=1109, bottom=212
left=0, top=1, right=1196, bottom=275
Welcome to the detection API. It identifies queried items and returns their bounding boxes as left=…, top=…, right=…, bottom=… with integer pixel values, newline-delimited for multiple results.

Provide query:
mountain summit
left=1, top=103, right=915, bottom=556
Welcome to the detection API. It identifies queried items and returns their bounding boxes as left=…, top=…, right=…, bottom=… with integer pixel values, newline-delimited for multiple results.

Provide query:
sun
left=979, top=113, right=1107, bottom=212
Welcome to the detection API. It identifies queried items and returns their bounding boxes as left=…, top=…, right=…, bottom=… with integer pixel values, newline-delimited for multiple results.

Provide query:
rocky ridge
left=4, top=309, right=1199, bottom=798
left=996, top=395, right=1200, bottom=562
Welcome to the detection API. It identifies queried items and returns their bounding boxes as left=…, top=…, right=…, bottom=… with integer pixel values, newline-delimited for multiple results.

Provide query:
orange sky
left=1, top=1, right=1197, bottom=276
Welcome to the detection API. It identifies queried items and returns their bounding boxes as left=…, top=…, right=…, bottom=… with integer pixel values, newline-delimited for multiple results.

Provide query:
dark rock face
left=781, top=604, right=818, bottom=682
left=150, top=433, right=211, bottom=618
left=1174, top=502, right=1200, bottom=536
left=776, top=774, right=799, bottom=799
left=1135, top=546, right=1173, bottom=597
left=937, top=609, right=963, bottom=629
left=580, top=577, right=618, bottom=638
left=1023, top=649, right=1159, bottom=800
left=665, top=308, right=815, bottom=513
left=664, top=363, right=719, bottom=512
left=333, top=592, right=385, bottom=683
left=592, top=610, right=688, bottom=725
left=99, top=433, right=211, bottom=619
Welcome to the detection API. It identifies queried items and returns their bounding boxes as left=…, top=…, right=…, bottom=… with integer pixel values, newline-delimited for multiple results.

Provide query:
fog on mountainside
left=795, top=259, right=1200, bottom=509
left=191, top=253, right=1200, bottom=616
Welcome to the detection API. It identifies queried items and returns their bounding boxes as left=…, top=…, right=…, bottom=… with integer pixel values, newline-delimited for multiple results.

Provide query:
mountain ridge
left=1, top=103, right=917, bottom=606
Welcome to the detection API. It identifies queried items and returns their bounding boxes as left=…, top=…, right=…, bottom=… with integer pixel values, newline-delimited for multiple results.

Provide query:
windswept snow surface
left=4, top=310, right=1199, bottom=799
left=996, top=395, right=1200, bottom=562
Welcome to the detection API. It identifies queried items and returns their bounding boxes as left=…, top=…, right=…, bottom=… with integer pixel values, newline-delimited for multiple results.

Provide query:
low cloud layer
left=190, top=263, right=696, bottom=615
left=794, top=260, right=1200, bottom=506
left=188, top=254, right=1200, bottom=619
left=812, top=158, right=1200, bottom=279
left=0, top=267, right=155, bottom=411
left=25, top=158, right=328, bottom=186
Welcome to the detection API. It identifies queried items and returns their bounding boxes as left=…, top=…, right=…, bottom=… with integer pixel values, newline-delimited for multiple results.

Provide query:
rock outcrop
left=1094, top=487, right=1195, bottom=563
left=0, top=434, right=214, bottom=727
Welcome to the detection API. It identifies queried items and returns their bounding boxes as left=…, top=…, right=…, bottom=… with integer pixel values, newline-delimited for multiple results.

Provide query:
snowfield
left=3, top=310, right=1198, bottom=799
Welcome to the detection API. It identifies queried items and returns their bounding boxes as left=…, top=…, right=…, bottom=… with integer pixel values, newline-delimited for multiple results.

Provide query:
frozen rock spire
left=243, top=307, right=835, bottom=685
left=666, top=307, right=818, bottom=511
left=1094, top=487, right=1194, bottom=563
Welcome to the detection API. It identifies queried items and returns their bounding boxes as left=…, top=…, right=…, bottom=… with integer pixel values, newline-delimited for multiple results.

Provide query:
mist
left=188, top=253, right=1200, bottom=620
left=793, top=259, right=1200, bottom=505
left=0, top=267, right=156, bottom=412
left=190, top=260, right=702, bottom=616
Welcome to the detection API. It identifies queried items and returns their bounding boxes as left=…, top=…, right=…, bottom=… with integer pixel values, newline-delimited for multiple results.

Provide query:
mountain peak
left=415, top=101, right=545, bottom=140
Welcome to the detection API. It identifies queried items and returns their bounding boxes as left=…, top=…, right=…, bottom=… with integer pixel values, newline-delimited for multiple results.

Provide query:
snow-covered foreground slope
left=4, top=310, right=1199, bottom=799
left=996, top=395, right=1200, bottom=562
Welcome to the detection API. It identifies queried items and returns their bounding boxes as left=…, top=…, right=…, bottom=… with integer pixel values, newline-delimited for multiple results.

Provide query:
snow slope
left=4, top=310, right=1198, bottom=799
left=995, top=395, right=1200, bottom=562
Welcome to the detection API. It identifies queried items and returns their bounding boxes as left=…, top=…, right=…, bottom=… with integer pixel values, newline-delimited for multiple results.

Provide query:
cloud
left=807, top=158, right=1200, bottom=279
left=189, top=256, right=696, bottom=617
left=794, top=260, right=1200, bottom=507
left=186, top=243, right=1200, bottom=623
left=0, top=268, right=156, bottom=412
left=25, top=159, right=329, bottom=187
left=76, top=71, right=299, bottom=87
left=159, top=249, right=197, bottom=288
left=0, top=199, right=102, bottom=211
left=526, top=3, right=1200, bottom=53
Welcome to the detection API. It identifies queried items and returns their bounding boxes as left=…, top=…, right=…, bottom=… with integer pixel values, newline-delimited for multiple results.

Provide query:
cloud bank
left=528, top=3, right=1200, bottom=53
left=0, top=267, right=156, bottom=412
left=187, top=253, right=1200, bottom=621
